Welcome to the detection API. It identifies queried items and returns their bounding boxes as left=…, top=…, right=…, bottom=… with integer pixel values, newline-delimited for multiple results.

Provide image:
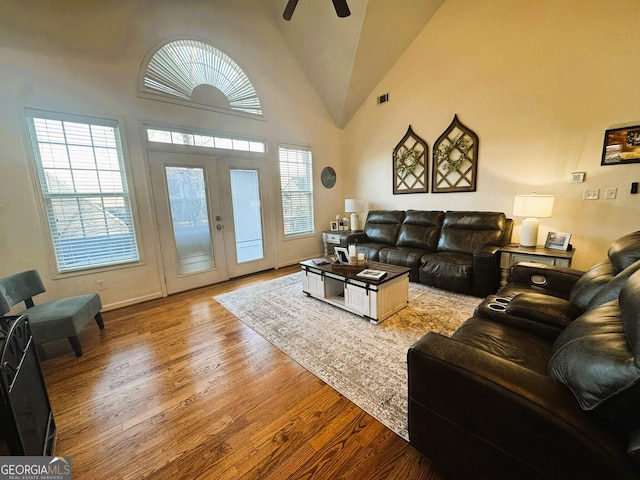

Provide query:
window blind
left=279, top=145, right=314, bottom=236
left=26, top=111, right=140, bottom=272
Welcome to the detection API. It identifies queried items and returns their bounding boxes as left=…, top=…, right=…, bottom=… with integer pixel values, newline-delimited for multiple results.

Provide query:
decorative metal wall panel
left=432, top=115, right=478, bottom=193
left=393, top=125, right=428, bottom=194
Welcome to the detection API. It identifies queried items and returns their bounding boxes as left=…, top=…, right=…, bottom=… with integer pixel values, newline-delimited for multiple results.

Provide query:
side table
left=322, top=230, right=363, bottom=256
left=499, top=244, right=575, bottom=285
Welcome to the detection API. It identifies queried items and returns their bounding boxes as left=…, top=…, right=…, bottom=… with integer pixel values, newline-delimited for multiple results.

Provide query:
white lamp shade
left=513, top=195, right=555, bottom=218
left=344, top=198, right=365, bottom=212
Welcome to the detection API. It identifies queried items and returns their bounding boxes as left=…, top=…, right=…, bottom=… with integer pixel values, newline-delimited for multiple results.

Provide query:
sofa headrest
left=438, top=212, right=509, bottom=254
left=442, top=211, right=507, bottom=230
left=569, top=260, right=616, bottom=309
left=608, top=231, right=640, bottom=273
left=364, top=210, right=405, bottom=245
left=396, top=210, right=444, bottom=250
left=549, top=270, right=640, bottom=431
left=621, top=268, right=640, bottom=360
left=586, top=259, right=640, bottom=310
left=403, top=210, right=444, bottom=226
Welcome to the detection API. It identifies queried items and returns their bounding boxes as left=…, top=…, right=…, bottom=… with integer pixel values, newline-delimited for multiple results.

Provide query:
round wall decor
left=321, top=166, right=337, bottom=188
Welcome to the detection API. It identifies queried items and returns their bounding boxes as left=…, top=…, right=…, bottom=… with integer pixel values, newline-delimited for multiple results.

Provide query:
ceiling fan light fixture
left=283, top=0, right=350, bottom=21
left=332, top=0, right=351, bottom=17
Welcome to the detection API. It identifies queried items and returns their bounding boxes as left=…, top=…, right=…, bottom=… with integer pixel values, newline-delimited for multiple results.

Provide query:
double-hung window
left=26, top=110, right=140, bottom=273
left=279, top=145, right=314, bottom=236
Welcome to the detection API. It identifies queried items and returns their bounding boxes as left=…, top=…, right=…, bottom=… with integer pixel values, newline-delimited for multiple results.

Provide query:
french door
left=148, top=151, right=274, bottom=294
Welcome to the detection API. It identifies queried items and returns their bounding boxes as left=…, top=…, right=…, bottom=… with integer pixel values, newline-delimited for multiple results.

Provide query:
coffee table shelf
left=300, top=260, right=410, bottom=324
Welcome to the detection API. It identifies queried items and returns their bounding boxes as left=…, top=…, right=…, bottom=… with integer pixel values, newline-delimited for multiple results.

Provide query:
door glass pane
left=230, top=169, right=264, bottom=263
left=165, top=166, right=215, bottom=274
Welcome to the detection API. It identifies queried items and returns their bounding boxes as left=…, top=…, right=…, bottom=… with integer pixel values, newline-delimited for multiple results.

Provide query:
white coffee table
left=300, top=260, right=410, bottom=325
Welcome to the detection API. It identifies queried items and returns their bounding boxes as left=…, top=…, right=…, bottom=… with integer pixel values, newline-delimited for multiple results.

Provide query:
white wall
left=0, top=0, right=343, bottom=309
left=343, top=0, right=640, bottom=270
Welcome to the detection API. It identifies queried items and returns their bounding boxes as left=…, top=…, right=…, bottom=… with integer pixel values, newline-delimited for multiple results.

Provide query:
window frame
left=278, top=144, right=315, bottom=238
left=25, top=108, right=142, bottom=275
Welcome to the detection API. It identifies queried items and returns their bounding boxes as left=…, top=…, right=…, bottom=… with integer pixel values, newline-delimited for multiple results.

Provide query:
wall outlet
left=605, top=187, right=617, bottom=199
left=583, top=188, right=600, bottom=200
left=96, top=279, right=106, bottom=290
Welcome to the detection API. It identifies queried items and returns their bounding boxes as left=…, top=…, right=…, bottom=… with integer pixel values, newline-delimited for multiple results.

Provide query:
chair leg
left=95, top=312, right=104, bottom=329
left=68, top=336, right=83, bottom=357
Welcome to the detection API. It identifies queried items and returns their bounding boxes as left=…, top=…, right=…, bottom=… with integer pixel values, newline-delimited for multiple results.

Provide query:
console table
left=300, top=260, right=410, bottom=324
left=499, top=244, right=575, bottom=285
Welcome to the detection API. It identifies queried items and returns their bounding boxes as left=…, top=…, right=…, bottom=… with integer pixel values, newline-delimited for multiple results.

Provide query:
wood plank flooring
left=38, top=266, right=446, bottom=480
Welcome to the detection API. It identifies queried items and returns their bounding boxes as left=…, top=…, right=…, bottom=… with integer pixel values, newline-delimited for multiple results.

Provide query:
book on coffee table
left=356, top=269, right=387, bottom=280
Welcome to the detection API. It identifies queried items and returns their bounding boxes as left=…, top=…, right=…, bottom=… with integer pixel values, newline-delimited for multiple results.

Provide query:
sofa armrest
left=408, top=332, right=636, bottom=479
left=471, top=245, right=501, bottom=297
left=508, top=262, right=585, bottom=295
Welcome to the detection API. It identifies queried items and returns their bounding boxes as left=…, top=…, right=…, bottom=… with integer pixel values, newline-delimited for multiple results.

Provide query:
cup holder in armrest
left=487, top=303, right=507, bottom=311
left=485, top=296, right=510, bottom=312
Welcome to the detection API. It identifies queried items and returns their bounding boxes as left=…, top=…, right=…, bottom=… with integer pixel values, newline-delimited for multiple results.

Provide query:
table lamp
left=344, top=199, right=365, bottom=231
left=513, top=194, right=555, bottom=247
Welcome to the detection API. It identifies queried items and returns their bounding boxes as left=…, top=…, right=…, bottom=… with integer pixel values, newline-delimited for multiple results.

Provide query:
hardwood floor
left=39, top=266, right=445, bottom=479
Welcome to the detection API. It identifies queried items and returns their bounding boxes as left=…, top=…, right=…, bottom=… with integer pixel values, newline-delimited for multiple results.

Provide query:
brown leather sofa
left=342, top=210, right=513, bottom=297
left=407, top=231, right=640, bottom=479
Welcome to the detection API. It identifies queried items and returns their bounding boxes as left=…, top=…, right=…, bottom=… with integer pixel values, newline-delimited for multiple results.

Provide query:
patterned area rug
left=213, top=271, right=480, bottom=440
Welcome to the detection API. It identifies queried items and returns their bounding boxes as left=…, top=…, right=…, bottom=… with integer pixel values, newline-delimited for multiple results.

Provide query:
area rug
left=213, top=272, right=481, bottom=440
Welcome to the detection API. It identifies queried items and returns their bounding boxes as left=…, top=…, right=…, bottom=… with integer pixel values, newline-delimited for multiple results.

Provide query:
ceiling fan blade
left=283, top=0, right=299, bottom=21
left=332, top=0, right=351, bottom=18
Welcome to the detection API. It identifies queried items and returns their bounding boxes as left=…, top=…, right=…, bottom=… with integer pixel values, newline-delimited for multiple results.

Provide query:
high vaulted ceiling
left=1, top=0, right=444, bottom=129
left=263, top=0, right=444, bottom=127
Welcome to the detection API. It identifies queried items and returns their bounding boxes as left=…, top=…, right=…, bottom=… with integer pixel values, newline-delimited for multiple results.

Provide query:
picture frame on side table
left=545, top=232, right=572, bottom=251
left=330, top=221, right=339, bottom=231
left=601, top=125, right=640, bottom=165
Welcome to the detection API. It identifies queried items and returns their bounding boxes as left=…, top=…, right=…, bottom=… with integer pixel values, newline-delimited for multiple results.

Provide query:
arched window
left=142, top=39, right=262, bottom=116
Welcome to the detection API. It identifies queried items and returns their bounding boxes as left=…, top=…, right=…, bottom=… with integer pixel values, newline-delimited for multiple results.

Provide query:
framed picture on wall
left=545, top=232, right=572, bottom=251
left=601, top=125, right=640, bottom=165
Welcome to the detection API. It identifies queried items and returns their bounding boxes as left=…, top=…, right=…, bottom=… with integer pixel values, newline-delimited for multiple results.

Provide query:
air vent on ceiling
left=377, top=93, right=389, bottom=105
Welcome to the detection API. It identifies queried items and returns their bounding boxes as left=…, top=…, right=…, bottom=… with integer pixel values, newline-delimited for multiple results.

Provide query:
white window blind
left=279, top=145, right=314, bottom=236
left=26, top=110, right=140, bottom=272
left=144, top=39, right=263, bottom=116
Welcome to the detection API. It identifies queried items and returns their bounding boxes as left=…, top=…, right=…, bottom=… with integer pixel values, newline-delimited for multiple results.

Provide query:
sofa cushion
left=378, top=247, right=427, bottom=281
left=362, top=210, right=405, bottom=245
left=608, top=230, right=640, bottom=273
left=452, top=315, right=553, bottom=374
left=396, top=210, right=444, bottom=250
left=420, top=251, right=472, bottom=294
left=437, top=211, right=507, bottom=255
left=548, top=277, right=640, bottom=430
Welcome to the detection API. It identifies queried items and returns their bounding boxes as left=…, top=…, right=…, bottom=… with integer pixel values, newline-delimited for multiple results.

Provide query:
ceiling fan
left=283, top=0, right=351, bottom=21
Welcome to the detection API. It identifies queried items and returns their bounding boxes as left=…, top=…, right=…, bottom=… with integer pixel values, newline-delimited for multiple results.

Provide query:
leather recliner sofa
left=407, top=231, right=640, bottom=479
left=342, top=210, right=513, bottom=297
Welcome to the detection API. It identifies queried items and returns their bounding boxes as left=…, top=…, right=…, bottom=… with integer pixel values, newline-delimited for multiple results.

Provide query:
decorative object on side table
left=393, top=125, right=428, bottom=194
left=432, top=114, right=478, bottom=193
left=545, top=232, right=572, bottom=251
left=512, top=193, right=555, bottom=247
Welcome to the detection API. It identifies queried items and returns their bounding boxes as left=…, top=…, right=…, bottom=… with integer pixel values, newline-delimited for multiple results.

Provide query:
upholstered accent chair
left=0, top=270, right=103, bottom=357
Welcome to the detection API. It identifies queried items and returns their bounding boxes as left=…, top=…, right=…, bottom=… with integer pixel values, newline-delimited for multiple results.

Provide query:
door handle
left=216, top=224, right=223, bottom=230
